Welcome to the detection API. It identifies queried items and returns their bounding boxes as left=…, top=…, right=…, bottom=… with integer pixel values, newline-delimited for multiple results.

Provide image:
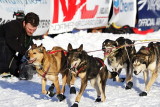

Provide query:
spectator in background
left=0, top=12, right=39, bottom=79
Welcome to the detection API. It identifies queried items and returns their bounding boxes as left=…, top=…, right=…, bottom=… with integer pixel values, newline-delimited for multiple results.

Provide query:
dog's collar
left=70, top=58, right=104, bottom=76
left=36, top=65, right=51, bottom=78
left=77, top=65, right=86, bottom=75
left=70, top=64, right=87, bottom=76
left=36, top=65, right=43, bottom=70
left=41, top=65, right=50, bottom=78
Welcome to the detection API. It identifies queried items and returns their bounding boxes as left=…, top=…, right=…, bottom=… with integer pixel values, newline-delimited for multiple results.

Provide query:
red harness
left=40, top=50, right=67, bottom=78
left=77, top=66, right=86, bottom=75
left=41, top=65, right=50, bottom=78
left=74, top=58, right=105, bottom=75
left=47, top=50, right=68, bottom=56
left=95, top=58, right=105, bottom=67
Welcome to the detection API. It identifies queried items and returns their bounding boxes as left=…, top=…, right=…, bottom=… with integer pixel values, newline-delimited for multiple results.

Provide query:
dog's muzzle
left=102, top=46, right=106, bottom=51
left=28, top=58, right=36, bottom=64
left=69, top=67, right=76, bottom=72
left=69, top=67, right=77, bottom=75
left=103, top=47, right=113, bottom=56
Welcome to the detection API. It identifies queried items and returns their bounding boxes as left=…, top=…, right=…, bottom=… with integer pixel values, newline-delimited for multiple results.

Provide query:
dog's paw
left=70, top=87, right=76, bottom=94
left=48, top=91, right=56, bottom=97
left=71, top=103, right=78, bottom=107
left=125, top=81, right=133, bottom=90
left=48, top=83, right=55, bottom=92
left=57, top=94, right=66, bottom=101
left=95, top=97, right=101, bottom=102
left=113, top=77, right=116, bottom=81
left=139, top=92, right=147, bottom=96
left=120, top=78, right=125, bottom=82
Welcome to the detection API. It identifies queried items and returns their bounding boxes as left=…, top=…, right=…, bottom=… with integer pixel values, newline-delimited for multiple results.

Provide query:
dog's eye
left=139, top=59, right=145, bottom=64
left=33, top=52, right=36, bottom=54
left=78, top=54, right=82, bottom=59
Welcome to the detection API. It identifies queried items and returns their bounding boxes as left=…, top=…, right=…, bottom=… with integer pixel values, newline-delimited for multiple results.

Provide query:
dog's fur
left=67, top=43, right=117, bottom=107
left=28, top=44, right=69, bottom=101
left=102, top=37, right=136, bottom=89
left=132, top=42, right=160, bottom=96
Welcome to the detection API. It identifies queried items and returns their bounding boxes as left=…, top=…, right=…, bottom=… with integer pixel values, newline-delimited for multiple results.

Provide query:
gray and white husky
left=132, top=42, right=160, bottom=96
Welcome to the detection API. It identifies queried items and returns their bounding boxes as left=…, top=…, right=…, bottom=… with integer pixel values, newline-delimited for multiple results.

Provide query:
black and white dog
left=102, top=37, right=136, bottom=89
left=132, top=42, right=160, bottom=96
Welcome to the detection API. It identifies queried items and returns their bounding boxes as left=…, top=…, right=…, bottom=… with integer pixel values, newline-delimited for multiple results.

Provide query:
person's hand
left=21, top=55, right=27, bottom=62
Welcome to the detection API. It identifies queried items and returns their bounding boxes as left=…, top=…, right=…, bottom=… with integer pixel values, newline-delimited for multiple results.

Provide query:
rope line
left=87, top=39, right=160, bottom=54
left=85, top=39, right=160, bottom=61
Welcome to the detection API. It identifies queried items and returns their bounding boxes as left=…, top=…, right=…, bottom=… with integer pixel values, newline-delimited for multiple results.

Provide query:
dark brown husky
left=67, top=43, right=117, bottom=107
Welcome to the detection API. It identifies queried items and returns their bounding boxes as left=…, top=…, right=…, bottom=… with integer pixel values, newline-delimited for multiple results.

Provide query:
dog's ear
left=39, top=43, right=43, bottom=47
left=132, top=54, right=137, bottom=63
left=38, top=44, right=45, bottom=53
left=78, top=44, right=83, bottom=52
left=115, top=41, right=119, bottom=46
left=68, top=43, right=73, bottom=51
left=31, top=44, right=37, bottom=49
left=39, top=47, right=45, bottom=53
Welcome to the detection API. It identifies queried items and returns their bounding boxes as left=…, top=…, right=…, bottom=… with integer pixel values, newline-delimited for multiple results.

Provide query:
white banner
left=109, top=0, right=137, bottom=27
left=0, top=0, right=113, bottom=35
left=49, top=0, right=112, bottom=34
left=0, top=0, right=51, bottom=36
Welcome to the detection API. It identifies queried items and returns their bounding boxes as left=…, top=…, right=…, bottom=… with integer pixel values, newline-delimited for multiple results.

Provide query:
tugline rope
left=39, top=39, right=160, bottom=62
left=86, top=40, right=160, bottom=61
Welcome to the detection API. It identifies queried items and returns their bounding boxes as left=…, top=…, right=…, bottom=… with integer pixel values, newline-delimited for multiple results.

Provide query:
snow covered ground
left=1, top=31, right=160, bottom=107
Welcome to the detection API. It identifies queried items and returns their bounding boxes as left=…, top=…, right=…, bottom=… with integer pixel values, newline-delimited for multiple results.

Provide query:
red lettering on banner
left=52, top=0, right=86, bottom=23
left=81, top=5, right=98, bottom=19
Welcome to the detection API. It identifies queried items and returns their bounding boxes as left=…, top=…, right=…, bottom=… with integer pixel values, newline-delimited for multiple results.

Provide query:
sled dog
left=28, top=44, right=70, bottom=101
left=132, top=42, right=160, bottom=96
left=67, top=43, right=117, bottom=107
left=102, top=37, right=136, bottom=89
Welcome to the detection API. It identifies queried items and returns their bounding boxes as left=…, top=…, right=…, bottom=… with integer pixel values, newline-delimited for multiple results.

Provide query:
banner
left=49, top=0, right=112, bottom=34
left=0, top=0, right=51, bottom=36
left=109, top=0, right=137, bottom=27
left=136, top=0, right=160, bottom=31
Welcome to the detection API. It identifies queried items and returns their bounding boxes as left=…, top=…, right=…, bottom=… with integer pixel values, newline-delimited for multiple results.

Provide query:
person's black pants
left=0, top=37, right=19, bottom=77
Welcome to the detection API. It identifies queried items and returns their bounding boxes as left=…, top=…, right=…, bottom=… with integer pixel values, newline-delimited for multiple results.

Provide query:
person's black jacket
left=1, top=20, right=33, bottom=55
left=0, top=20, right=33, bottom=76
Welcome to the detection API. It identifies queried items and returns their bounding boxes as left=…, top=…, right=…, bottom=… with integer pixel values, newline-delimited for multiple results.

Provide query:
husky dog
left=132, top=42, right=160, bottom=96
left=102, top=37, right=136, bottom=89
left=67, top=43, right=117, bottom=107
left=27, top=44, right=74, bottom=101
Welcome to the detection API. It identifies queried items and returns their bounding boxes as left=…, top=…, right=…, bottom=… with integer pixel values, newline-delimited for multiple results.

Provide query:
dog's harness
left=70, top=58, right=105, bottom=76
left=36, top=65, right=51, bottom=79
left=48, top=50, right=67, bottom=56
left=28, top=60, right=51, bottom=79
left=103, top=44, right=134, bottom=61
left=70, top=63, right=87, bottom=76
left=39, top=50, right=67, bottom=78
left=97, top=58, right=104, bottom=66
left=76, top=65, right=86, bottom=76
left=41, top=65, right=51, bottom=78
